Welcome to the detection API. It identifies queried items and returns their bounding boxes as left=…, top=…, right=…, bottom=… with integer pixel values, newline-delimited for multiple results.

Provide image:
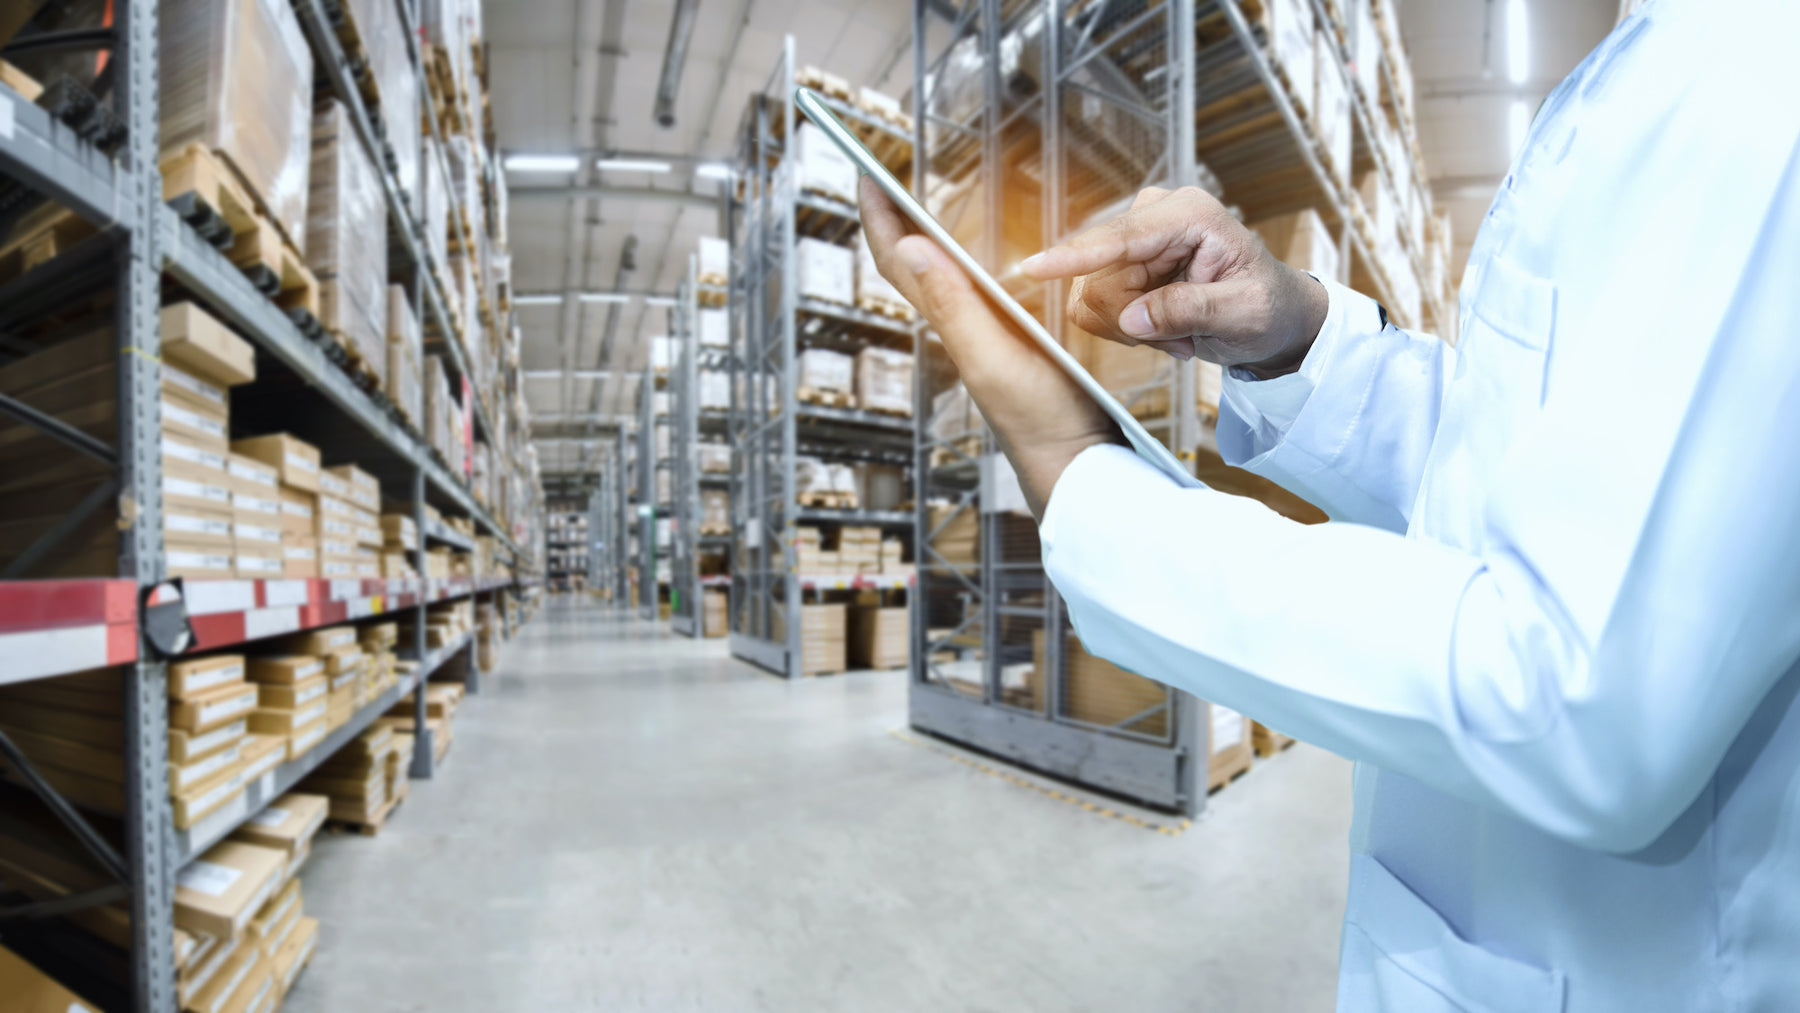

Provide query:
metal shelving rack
left=725, top=37, right=921, bottom=678
left=906, top=0, right=1206, bottom=815
left=0, top=1, right=534, bottom=1006
left=613, top=427, right=633, bottom=605
left=635, top=368, right=664, bottom=619
left=667, top=261, right=704, bottom=636
left=586, top=471, right=612, bottom=598
left=905, top=0, right=1437, bottom=814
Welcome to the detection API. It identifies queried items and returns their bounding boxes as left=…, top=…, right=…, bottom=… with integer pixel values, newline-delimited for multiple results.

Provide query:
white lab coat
left=1038, top=3, right=1800, bottom=1010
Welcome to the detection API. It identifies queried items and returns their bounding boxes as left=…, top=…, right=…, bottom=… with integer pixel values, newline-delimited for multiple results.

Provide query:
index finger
left=1019, top=189, right=1205, bottom=280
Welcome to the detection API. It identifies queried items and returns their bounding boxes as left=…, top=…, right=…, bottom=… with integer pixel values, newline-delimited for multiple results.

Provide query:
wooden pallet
left=327, top=788, right=405, bottom=837
left=796, top=65, right=852, bottom=102
left=0, top=205, right=98, bottom=287
left=699, top=523, right=732, bottom=537
left=163, top=145, right=322, bottom=328
left=326, top=0, right=383, bottom=111
left=797, top=386, right=855, bottom=409
left=697, top=287, right=728, bottom=308
left=797, top=490, right=858, bottom=509
left=855, top=295, right=916, bottom=323
left=860, top=401, right=913, bottom=419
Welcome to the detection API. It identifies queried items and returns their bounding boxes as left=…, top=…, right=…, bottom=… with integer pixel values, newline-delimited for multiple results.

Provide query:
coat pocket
left=1337, top=855, right=1565, bottom=1013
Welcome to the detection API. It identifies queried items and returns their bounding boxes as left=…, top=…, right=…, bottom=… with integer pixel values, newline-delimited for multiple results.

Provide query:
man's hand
left=1022, top=186, right=1328, bottom=380
left=858, top=176, right=1123, bottom=520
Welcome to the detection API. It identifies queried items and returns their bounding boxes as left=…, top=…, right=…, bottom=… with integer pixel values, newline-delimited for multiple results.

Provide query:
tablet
left=794, top=87, right=1205, bottom=490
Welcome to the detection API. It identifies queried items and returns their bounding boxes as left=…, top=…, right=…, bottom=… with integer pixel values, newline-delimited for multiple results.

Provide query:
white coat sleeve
left=1215, top=278, right=1453, bottom=534
left=1043, top=132, right=1800, bottom=854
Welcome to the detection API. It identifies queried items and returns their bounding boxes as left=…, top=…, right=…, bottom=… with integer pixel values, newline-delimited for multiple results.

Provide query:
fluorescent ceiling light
left=513, top=294, right=564, bottom=306
left=644, top=296, right=678, bottom=307
left=1508, top=99, right=1531, bottom=160
left=596, top=158, right=672, bottom=174
left=505, top=154, right=580, bottom=172
left=579, top=292, right=631, bottom=304
left=694, top=162, right=733, bottom=181
left=1505, top=0, right=1530, bottom=85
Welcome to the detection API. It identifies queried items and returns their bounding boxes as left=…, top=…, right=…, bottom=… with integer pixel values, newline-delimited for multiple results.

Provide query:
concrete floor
left=285, top=598, right=1353, bottom=1012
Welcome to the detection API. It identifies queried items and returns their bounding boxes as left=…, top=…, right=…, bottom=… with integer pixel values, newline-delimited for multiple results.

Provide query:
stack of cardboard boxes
left=167, top=657, right=275, bottom=832
left=0, top=303, right=257, bottom=579
left=247, top=653, right=330, bottom=762
left=848, top=595, right=907, bottom=670
left=232, top=432, right=321, bottom=580
left=299, top=724, right=400, bottom=828
left=358, top=622, right=400, bottom=704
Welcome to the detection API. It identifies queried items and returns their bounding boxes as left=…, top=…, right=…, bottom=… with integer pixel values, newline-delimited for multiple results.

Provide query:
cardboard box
left=174, top=840, right=286, bottom=940
left=1027, top=632, right=1170, bottom=737
left=234, top=549, right=284, bottom=580
left=287, top=719, right=327, bottom=760
left=173, top=761, right=249, bottom=829
left=164, top=432, right=233, bottom=488
left=163, top=395, right=230, bottom=448
left=380, top=513, right=417, bottom=548
left=219, top=953, right=277, bottom=1013
left=178, top=934, right=241, bottom=1009
left=275, top=627, right=357, bottom=656
left=273, top=916, right=319, bottom=994
left=277, top=487, right=314, bottom=536
left=162, top=302, right=256, bottom=388
left=282, top=538, right=320, bottom=578
left=247, top=655, right=324, bottom=686
left=248, top=701, right=327, bottom=736
left=166, top=470, right=236, bottom=516
left=795, top=603, right=845, bottom=676
left=848, top=605, right=908, bottom=670
left=315, top=468, right=350, bottom=502
left=232, top=793, right=328, bottom=859
left=169, top=738, right=244, bottom=795
left=246, top=878, right=301, bottom=955
left=165, top=505, right=236, bottom=551
left=171, top=682, right=260, bottom=734
left=797, top=237, right=854, bottom=305
left=171, top=718, right=248, bottom=764
left=227, top=453, right=280, bottom=497
left=257, top=675, right=328, bottom=711
left=1209, top=703, right=1253, bottom=790
left=231, top=434, right=320, bottom=493
left=186, top=940, right=256, bottom=1013
left=170, top=654, right=247, bottom=699
left=0, top=945, right=102, bottom=1012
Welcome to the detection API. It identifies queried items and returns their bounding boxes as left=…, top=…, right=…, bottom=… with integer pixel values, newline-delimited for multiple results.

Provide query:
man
left=860, top=2, right=1800, bottom=1009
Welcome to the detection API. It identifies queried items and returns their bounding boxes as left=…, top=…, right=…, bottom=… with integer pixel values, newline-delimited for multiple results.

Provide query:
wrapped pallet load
left=386, top=286, right=424, bottom=429
left=364, top=0, right=420, bottom=206
left=159, top=0, right=314, bottom=247
left=854, top=347, right=912, bottom=416
left=308, top=101, right=389, bottom=386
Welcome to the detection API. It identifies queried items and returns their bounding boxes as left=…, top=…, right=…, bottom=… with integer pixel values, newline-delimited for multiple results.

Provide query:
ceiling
left=488, top=0, right=917, bottom=477
left=491, top=0, right=1619, bottom=479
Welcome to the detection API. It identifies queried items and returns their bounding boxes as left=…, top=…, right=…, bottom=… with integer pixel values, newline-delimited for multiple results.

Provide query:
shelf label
left=347, top=596, right=378, bottom=619
left=177, top=860, right=241, bottom=898
left=263, top=580, right=309, bottom=607
left=243, top=606, right=300, bottom=640
left=185, top=580, right=256, bottom=616
left=328, top=579, right=361, bottom=601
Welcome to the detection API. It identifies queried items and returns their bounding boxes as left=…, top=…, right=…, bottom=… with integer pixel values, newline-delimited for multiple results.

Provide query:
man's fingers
left=1120, top=276, right=1267, bottom=343
left=1019, top=187, right=1205, bottom=280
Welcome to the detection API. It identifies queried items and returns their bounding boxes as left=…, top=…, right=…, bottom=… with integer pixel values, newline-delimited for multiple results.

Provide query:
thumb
left=1119, top=276, right=1264, bottom=343
left=894, top=235, right=982, bottom=325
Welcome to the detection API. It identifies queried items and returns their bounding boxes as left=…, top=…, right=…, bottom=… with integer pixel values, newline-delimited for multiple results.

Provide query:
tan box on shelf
left=184, top=940, right=254, bottom=1013
left=325, top=464, right=380, bottom=511
left=218, top=952, right=278, bottom=1013
left=274, top=627, right=356, bottom=656
left=171, top=682, right=259, bottom=734
left=162, top=395, right=230, bottom=449
left=165, top=504, right=236, bottom=551
left=169, top=738, right=244, bottom=797
left=162, top=302, right=256, bottom=388
left=232, top=793, right=328, bottom=860
left=247, top=655, right=324, bottom=686
left=164, top=432, right=234, bottom=488
left=0, top=943, right=103, bottom=1012
left=273, top=915, right=319, bottom=995
left=246, top=878, right=301, bottom=956
left=174, top=839, right=286, bottom=940
left=227, top=453, right=280, bottom=497
left=702, top=589, right=728, bottom=638
left=231, top=434, right=320, bottom=493
left=282, top=538, right=320, bottom=579
left=256, top=675, right=327, bottom=711
left=793, top=603, right=846, bottom=676
left=170, top=718, right=248, bottom=765
left=231, top=516, right=283, bottom=552
left=166, top=546, right=236, bottom=582
left=170, top=654, right=247, bottom=699
left=276, top=487, right=314, bottom=536
left=172, top=760, right=248, bottom=829
left=287, top=719, right=328, bottom=760
left=315, top=468, right=351, bottom=504
left=234, top=549, right=284, bottom=581
left=165, top=468, right=236, bottom=516
left=248, top=701, right=327, bottom=737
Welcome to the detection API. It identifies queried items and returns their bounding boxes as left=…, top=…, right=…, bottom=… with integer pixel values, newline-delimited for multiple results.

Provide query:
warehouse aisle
left=285, top=597, right=1352, bottom=1012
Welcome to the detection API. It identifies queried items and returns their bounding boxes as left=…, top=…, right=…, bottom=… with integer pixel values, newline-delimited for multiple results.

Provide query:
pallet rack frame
left=667, top=260, right=703, bottom=636
left=725, top=37, right=920, bottom=679
left=636, top=367, right=663, bottom=619
left=0, top=0, right=533, bottom=1006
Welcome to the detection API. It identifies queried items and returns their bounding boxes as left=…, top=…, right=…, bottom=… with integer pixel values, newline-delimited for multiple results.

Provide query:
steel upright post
left=411, top=466, right=434, bottom=777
